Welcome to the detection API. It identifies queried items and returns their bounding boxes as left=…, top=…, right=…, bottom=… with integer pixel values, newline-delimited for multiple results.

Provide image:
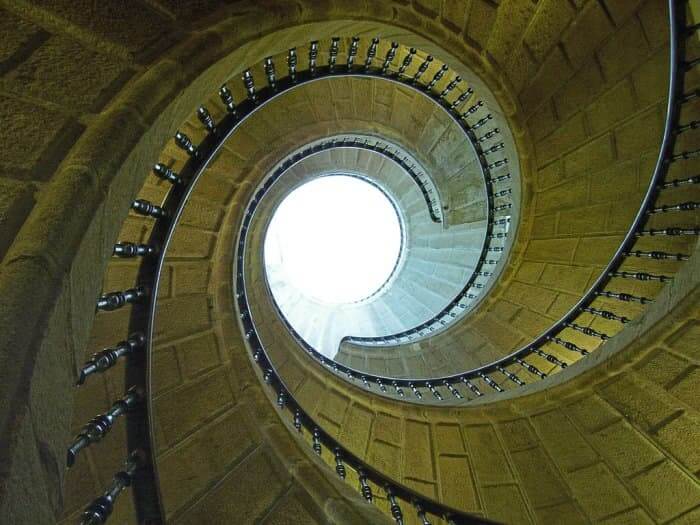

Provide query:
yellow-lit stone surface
left=0, top=1, right=698, bottom=524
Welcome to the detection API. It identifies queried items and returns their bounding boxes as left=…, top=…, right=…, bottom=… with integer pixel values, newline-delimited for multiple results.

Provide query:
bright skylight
left=264, top=175, right=402, bottom=304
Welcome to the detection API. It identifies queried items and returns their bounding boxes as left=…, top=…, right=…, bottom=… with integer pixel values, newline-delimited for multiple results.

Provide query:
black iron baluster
left=461, top=100, right=483, bottom=117
left=312, top=427, right=322, bottom=455
left=415, top=503, right=432, bottom=525
left=426, top=64, right=448, bottom=90
left=413, top=55, right=433, bottom=83
left=439, top=76, right=461, bottom=99
left=113, top=242, right=156, bottom=258
left=242, top=69, right=256, bottom=102
left=596, top=290, right=653, bottom=303
left=426, top=382, right=443, bottom=400
left=478, top=372, right=504, bottom=392
left=196, top=106, right=216, bottom=134
left=77, top=333, right=145, bottom=385
left=334, top=448, right=346, bottom=479
left=328, top=37, right=340, bottom=71
left=287, top=47, right=298, bottom=82
left=96, top=287, right=147, bottom=312
left=364, top=37, right=379, bottom=70
left=449, top=87, right=473, bottom=109
left=309, top=40, right=319, bottom=76
left=347, top=36, right=359, bottom=69
left=461, top=376, right=482, bottom=397
left=516, top=358, right=547, bottom=378
left=497, top=366, right=525, bottom=386
left=473, top=114, right=493, bottom=129
left=174, top=130, right=197, bottom=157
left=582, top=306, right=629, bottom=323
left=478, top=129, right=501, bottom=143
left=409, top=383, right=423, bottom=399
left=532, top=348, right=568, bottom=369
left=382, top=41, right=399, bottom=74
left=386, top=486, right=405, bottom=525
left=443, top=381, right=463, bottom=399
left=548, top=335, right=589, bottom=355
left=152, top=163, right=182, bottom=185
left=358, top=469, right=373, bottom=502
left=625, top=249, right=688, bottom=261
left=218, top=84, right=237, bottom=115
left=79, top=450, right=143, bottom=525
left=564, top=322, right=610, bottom=340
left=398, top=47, right=416, bottom=76
left=392, top=381, right=405, bottom=397
left=67, top=387, right=142, bottom=467
left=264, top=56, right=277, bottom=90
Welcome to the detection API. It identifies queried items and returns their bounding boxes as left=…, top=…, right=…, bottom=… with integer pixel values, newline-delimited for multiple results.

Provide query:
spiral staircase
left=0, top=1, right=699, bottom=524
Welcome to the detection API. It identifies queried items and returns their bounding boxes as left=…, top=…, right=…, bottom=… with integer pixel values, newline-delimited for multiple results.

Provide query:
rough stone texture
left=1, top=0, right=698, bottom=524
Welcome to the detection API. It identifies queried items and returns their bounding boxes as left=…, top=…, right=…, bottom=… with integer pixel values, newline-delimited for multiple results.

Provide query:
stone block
left=413, top=0, right=440, bottom=18
left=486, top=0, right=536, bottom=66
left=152, top=294, right=211, bottom=343
left=504, top=45, right=538, bottom=94
left=174, top=447, right=288, bottom=524
left=154, top=368, right=234, bottom=447
left=168, top=225, right=216, bottom=258
left=523, top=0, right=575, bottom=63
left=566, top=395, right=620, bottom=432
left=0, top=8, right=42, bottom=63
left=665, top=320, right=700, bottom=361
left=562, top=0, right=614, bottom=66
left=588, top=420, right=663, bottom=477
left=603, top=0, right=645, bottom=26
left=655, top=413, right=700, bottom=473
left=563, top=133, right=615, bottom=177
left=497, top=419, right=537, bottom=452
left=630, top=461, right=700, bottom=521
left=462, top=425, right=513, bottom=485
left=24, top=0, right=172, bottom=58
left=535, top=113, right=587, bottom=168
left=520, top=46, right=574, bottom=116
left=438, top=455, right=480, bottom=512
left=527, top=100, right=558, bottom=143
left=157, top=405, right=256, bottom=518
left=573, top=235, right=623, bottom=266
left=586, top=80, right=636, bottom=136
left=567, top=462, right=636, bottom=520
left=632, top=46, right=668, bottom=108
left=441, top=0, right=468, bottom=34
left=339, top=403, right=373, bottom=457
left=0, top=94, right=81, bottom=180
left=638, top=0, right=668, bottom=49
left=536, top=176, right=589, bottom=215
left=600, top=507, right=655, bottom=525
left=597, top=17, right=650, bottom=82
left=636, top=348, right=690, bottom=388
left=152, top=346, right=182, bottom=396
left=4, top=35, right=130, bottom=113
left=367, top=439, right=402, bottom=474
left=554, top=59, right=605, bottom=122
left=531, top=410, right=598, bottom=472
left=534, top=501, right=588, bottom=525
left=466, top=0, right=497, bottom=50
left=503, top=280, right=559, bottom=314
left=669, top=368, right=700, bottom=412
left=558, top=203, right=609, bottom=235
left=0, top=178, right=35, bottom=259
left=511, top=446, right=569, bottom=508
left=600, top=374, right=680, bottom=431
left=318, top=389, right=349, bottom=428
left=614, top=105, right=663, bottom=161
left=481, top=485, right=532, bottom=525
left=525, top=238, right=579, bottom=264
left=403, top=419, right=435, bottom=480
left=179, top=331, right=221, bottom=378
left=434, top=423, right=465, bottom=455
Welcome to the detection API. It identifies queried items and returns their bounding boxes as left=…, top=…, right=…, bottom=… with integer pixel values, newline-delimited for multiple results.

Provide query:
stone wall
left=1, top=1, right=698, bottom=524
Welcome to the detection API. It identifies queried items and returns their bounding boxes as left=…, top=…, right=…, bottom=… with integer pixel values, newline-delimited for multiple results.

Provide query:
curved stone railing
left=69, top=38, right=509, bottom=524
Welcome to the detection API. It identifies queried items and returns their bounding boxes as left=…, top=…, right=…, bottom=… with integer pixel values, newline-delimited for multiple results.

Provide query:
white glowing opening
left=264, top=175, right=402, bottom=305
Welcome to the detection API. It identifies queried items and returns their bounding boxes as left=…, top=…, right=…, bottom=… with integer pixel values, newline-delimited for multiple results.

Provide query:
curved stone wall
left=0, top=1, right=698, bottom=524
